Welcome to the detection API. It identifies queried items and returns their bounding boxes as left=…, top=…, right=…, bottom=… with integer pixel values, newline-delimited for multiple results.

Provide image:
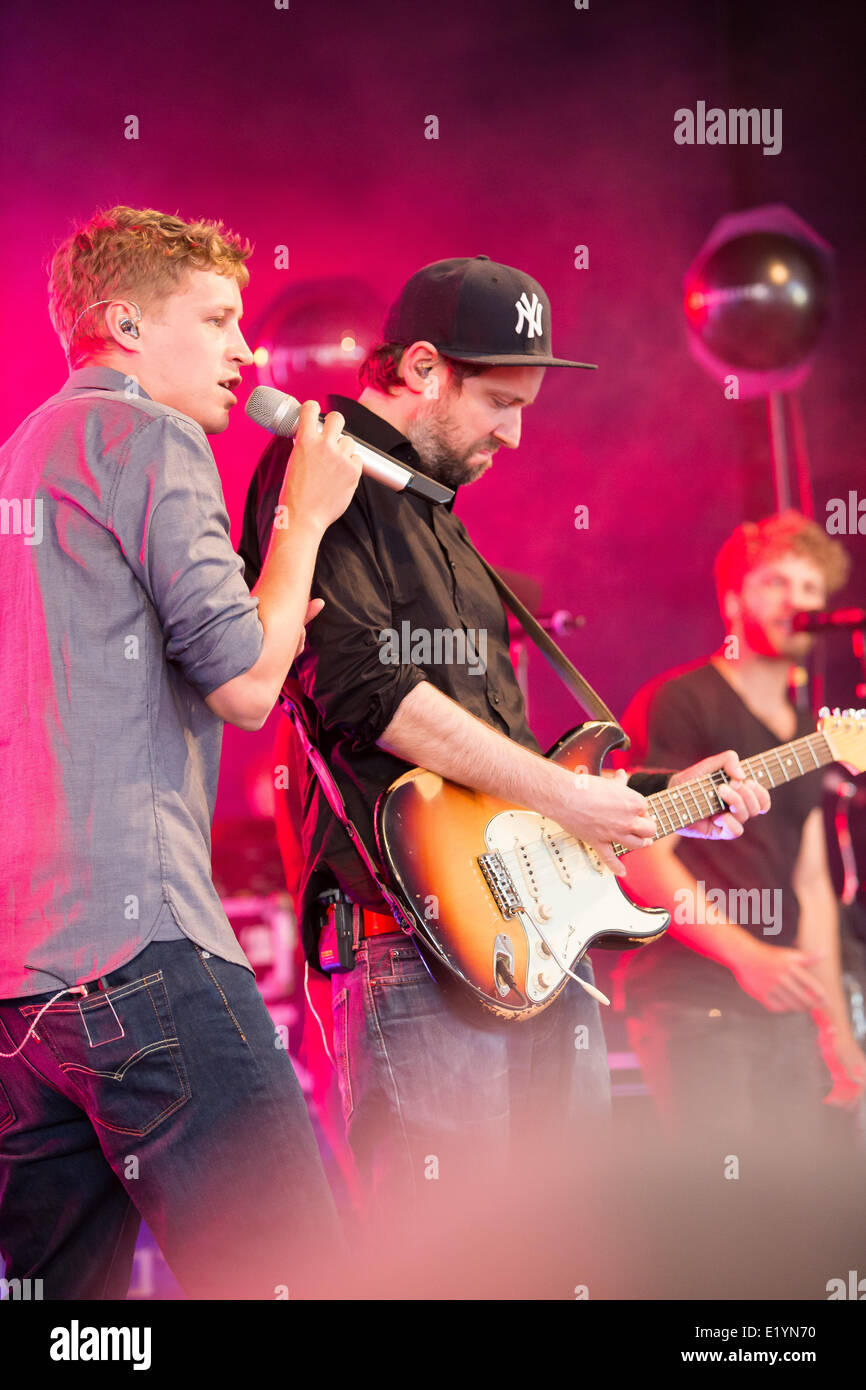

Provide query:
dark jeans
left=0, top=938, right=344, bottom=1299
left=627, top=999, right=834, bottom=1161
left=331, top=934, right=611, bottom=1229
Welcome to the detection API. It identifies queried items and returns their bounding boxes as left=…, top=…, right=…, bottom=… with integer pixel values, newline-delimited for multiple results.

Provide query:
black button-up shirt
left=240, top=395, right=666, bottom=963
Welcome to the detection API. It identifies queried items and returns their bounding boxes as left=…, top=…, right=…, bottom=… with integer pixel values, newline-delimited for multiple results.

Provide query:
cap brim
left=437, top=350, right=597, bottom=369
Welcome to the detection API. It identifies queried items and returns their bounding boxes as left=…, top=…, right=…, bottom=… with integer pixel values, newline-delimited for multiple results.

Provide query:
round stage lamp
left=683, top=205, right=833, bottom=398
left=251, top=277, right=387, bottom=403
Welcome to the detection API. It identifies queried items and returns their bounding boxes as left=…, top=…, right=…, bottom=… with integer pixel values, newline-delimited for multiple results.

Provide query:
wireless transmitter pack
left=316, top=889, right=360, bottom=974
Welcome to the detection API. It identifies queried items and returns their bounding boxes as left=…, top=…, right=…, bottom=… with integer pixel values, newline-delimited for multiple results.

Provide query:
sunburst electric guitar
left=375, top=707, right=866, bottom=1019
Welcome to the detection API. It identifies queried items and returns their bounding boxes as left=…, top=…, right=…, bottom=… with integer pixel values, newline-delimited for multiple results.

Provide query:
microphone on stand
left=245, top=386, right=454, bottom=505
left=546, top=610, right=587, bottom=636
left=508, top=611, right=587, bottom=639
left=792, top=607, right=866, bottom=633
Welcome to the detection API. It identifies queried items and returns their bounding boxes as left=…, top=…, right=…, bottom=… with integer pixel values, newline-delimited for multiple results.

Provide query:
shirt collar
left=326, top=395, right=415, bottom=457
left=326, top=394, right=459, bottom=511
left=59, top=365, right=153, bottom=399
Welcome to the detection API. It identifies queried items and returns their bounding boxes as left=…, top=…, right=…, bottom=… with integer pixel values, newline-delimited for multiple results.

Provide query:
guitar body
left=375, top=722, right=670, bottom=1019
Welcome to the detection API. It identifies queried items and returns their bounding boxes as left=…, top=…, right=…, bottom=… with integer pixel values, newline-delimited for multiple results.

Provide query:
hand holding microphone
left=279, top=400, right=364, bottom=535
left=246, top=385, right=454, bottom=505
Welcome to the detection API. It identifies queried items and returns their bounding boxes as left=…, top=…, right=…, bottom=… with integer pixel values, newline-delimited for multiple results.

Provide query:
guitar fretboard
left=612, top=730, right=833, bottom=855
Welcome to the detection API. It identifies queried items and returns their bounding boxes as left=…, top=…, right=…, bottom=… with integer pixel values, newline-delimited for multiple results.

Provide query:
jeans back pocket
left=18, top=973, right=190, bottom=1137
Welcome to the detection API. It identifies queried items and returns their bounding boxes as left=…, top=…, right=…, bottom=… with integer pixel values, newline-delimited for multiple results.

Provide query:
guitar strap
left=278, top=681, right=414, bottom=929
left=474, top=554, right=625, bottom=737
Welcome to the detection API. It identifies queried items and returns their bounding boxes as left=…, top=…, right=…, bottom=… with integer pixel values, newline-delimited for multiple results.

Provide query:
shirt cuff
left=627, top=770, right=672, bottom=796
left=183, top=607, right=265, bottom=698
left=346, top=665, right=429, bottom=747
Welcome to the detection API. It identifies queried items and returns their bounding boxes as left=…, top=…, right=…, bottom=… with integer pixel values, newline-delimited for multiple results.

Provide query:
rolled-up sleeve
left=294, top=494, right=427, bottom=747
left=109, top=413, right=264, bottom=697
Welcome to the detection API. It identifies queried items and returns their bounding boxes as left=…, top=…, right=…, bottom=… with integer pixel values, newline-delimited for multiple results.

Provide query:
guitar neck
left=615, top=730, right=834, bottom=854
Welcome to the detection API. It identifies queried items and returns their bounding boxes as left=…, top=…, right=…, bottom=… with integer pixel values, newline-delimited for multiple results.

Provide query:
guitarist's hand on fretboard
left=560, top=766, right=656, bottom=873
left=376, top=709, right=865, bottom=1018
left=668, top=750, right=771, bottom=841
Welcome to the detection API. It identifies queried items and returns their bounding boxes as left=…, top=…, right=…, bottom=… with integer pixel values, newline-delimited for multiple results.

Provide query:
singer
left=0, top=205, right=362, bottom=1299
left=240, top=255, right=771, bottom=1249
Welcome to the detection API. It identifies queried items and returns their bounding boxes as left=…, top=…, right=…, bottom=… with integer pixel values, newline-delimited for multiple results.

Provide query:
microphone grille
left=245, top=386, right=301, bottom=437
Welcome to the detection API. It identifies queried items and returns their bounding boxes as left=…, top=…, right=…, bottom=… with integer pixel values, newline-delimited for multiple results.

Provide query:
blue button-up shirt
left=0, top=367, right=263, bottom=997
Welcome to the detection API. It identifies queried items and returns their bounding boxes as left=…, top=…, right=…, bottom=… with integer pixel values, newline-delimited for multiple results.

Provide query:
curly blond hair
left=49, top=205, right=253, bottom=366
left=714, top=510, right=851, bottom=609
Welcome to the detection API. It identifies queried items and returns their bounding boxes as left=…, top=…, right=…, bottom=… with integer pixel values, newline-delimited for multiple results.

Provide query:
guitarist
left=615, top=511, right=866, bottom=1159
left=240, top=256, right=771, bottom=1229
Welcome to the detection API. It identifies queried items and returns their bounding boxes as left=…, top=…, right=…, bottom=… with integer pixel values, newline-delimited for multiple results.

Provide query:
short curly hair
left=714, top=510, right=851, bottom=610
left=49, top=205, right=253, bottom=366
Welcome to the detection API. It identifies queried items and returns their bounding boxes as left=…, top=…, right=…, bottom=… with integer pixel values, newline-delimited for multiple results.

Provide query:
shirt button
left=491, top=693, right=501, bottom=706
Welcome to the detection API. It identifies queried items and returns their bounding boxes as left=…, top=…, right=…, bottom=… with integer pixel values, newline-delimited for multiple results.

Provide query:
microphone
left=507, top=610, right=586, bottom=638
left=792, top=607, right=866, bottom=633
left=245, top=386, right=454, bottom=505
left=824, top=767, right=866, bottom=806
left=546, top=609, right=587, bottom=636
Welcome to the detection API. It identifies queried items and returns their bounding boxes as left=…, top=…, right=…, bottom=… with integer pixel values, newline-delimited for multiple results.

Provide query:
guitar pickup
left=478, top=851, right=524, bottom=920
left=542, top=825, right=573, bottom=886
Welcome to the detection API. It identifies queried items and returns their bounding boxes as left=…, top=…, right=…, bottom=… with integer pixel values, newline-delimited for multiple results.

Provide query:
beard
left=404, top=396, right=497, bottom=490
left=742, top=612, right=816, bottom=662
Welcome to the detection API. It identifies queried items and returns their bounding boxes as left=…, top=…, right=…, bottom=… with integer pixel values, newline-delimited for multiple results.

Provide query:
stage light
left=250, top=278, right=386, bottom=401
left=682, top=204, right=835, bottom=514
left=683, top=204, right=832, bottom=397
left=685, top=289, right=705, bottom=317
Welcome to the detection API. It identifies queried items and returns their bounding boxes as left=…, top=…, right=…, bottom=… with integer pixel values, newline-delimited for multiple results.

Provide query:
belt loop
left=352, top=904, right=362, bottom=950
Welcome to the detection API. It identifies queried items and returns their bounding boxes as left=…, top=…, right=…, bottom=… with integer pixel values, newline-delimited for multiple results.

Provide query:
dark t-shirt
left=619, top=661, right=821, bottom=1015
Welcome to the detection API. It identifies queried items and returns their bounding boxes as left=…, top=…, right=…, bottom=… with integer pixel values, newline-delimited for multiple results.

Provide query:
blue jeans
left=331, top=934, right=610, bottom=1224
left=0, top=938, right=344, bottom=1299
left=627, top=999, right=832, bottom=1158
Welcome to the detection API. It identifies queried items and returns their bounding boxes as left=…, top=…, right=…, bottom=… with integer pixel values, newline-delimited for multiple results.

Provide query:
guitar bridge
left=478, top=850, right=524, bottom=919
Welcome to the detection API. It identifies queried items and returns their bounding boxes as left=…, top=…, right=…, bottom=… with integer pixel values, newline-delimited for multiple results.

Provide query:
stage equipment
left=683, top=204, right=833, bottom=515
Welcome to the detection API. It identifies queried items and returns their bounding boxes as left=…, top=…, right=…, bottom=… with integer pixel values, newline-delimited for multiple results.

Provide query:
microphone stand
left=853, top=627, right=866, bottom=703
left=506, top=612, right=587, bottom=719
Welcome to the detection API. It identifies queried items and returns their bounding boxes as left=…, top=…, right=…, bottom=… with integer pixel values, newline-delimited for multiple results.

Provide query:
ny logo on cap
left=515, top=291, right=543, bottom=339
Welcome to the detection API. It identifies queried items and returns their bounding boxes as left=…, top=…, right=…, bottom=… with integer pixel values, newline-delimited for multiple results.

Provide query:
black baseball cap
left=383, top=255, right=597, bottom=369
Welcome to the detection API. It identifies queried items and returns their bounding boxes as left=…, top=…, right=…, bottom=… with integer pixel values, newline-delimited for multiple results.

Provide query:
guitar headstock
left=818, top=707, right=866, bottom=774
